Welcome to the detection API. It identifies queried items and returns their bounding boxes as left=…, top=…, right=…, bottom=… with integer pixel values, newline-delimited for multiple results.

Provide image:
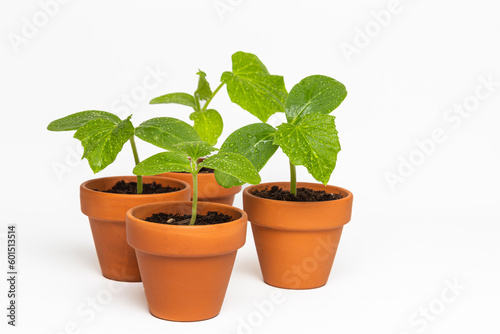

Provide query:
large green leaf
left=200, top=152, right=261, bottom=186
left=172, top=141, right=217, bottom=161
left=285, top=75, right=347, bottom=124
left=135, top=117, right=200, bottom=150
left=73, top=117, right=134, bottom=173
left=221, top=51, right=288, bottom=122
left=47, top=110, right=121, bottom=131
left=189, top=109, right=223, bottom=145
left=150, top=93, right=197, bottom=109
left=274, top=113, right=340, bottom=185
left=133, top=152, right=191, bottom=175
left=215, top=123, right=278, bottom=188
left=194, top=70, right=213, bottom=101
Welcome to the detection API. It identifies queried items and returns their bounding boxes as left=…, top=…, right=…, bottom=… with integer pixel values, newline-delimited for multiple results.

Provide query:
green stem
left=130, top=136, right=143, bottom=194
left=289, top=161, right=297, bottom=196
left=189, top=168, right=199, bottom=226
left=201, top=82, right=225, bottom=111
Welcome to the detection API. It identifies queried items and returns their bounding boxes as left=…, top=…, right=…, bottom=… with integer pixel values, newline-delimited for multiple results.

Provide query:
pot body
left=160, top=172, right=242, bottom=205
left=126, top=201, right=247, bottom=321
left=80, top=176, right=191, bottom=282
left=243, top=182, right=353, bottom=289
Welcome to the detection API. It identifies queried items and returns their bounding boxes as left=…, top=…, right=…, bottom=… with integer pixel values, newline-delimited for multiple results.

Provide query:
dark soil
left=198, top=167, right=215, bottom=174
left=145, top=211, right=233, bottom=226
left=178, top=167, right=214, bottom=174
left=99, top=180, right=180, bottom=194
left=251, top=186, right=343, bottom=202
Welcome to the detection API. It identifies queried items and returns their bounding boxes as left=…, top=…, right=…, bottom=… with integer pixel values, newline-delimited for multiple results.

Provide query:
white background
left=1, top=0, right=499, bottom=333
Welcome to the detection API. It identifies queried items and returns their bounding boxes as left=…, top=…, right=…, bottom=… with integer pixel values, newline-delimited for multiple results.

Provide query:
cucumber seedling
left=132, top=117, right=261, bottom=225
left=216, top=52, right=348, bottom=195
left=150, top=70, right=225, bottom=146
left=47, top=111, right=146, bottom=193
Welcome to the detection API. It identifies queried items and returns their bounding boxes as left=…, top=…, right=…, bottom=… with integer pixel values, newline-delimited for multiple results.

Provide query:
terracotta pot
left=126, top=201, right=247, bottom=321
left=80, top=176, right=191, bottom=282
left=159, top=172, right=242, bottom=205
left=243, top=182, right=353, bottom=289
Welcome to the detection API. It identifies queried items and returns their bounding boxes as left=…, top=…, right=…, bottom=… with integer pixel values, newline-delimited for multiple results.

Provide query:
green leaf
left=285, top=75, right=347, bottom=123
left=194, top=70, right=212, bottom=101
left=135, top=117, right=201, bottom=150
left=133, top=152, right=191, bottom=176
left=172, top=141, right=217, bottom=161
left=221, top=51, right=288, bottom=122
left=215, top=123, right=278, bottom=188
left=200, top=152, right=261, bottom=186
left=73, top=117, right=134, bottom=173
left=189, top=109, right=223, bottom=145
left=274, top=113, right=341, bottom=185
left=150, top=93, right=197, bottom=109
left=47, top=110, right=121, bottom=131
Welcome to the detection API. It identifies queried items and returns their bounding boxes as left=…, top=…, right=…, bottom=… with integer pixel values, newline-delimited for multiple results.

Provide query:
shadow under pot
left=126, top=201, right=247, bottom=321
left=80, top=176, right=191, bottom=282
left=159, top=171, right=242, bottom=205
left=243, top=182, right=353, bottom=289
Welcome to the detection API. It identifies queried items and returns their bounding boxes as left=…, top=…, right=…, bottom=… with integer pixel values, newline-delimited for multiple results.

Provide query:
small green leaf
left=274, top=113, right=341, bottom=185
left=194, top=70, right=213, bottom=101
left=135, top=117, right=201, bottom=150
left=47, top=110, right=121, bottom=131
left=172, top=141, right=217, bottom=161
left=150, top=93, right=197, bottom=109
left=215, top=123, right=278, bottom=188
left=133, top=152, right=191, bottom=176
left=73, top=117, right=134, bottom=173
left=285, top=75, right=347, bottom=123
left=221, top=51, right=288, bottom=122
left=200, top=152, right=261, bottom=186
left=189, top=109, right=223, bottom=145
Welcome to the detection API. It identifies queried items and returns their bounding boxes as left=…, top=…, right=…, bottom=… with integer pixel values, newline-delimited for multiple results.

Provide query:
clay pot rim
left=165, top=157, right=218, bottom=178
left=160, top=171, right=243, bottom=187
left=243, top=181, right=353, bottom=206
left=165, top=171, right=221, bottom=179
left=159, top=172, right=243, bottom=198
left=126, top=201, right=248, bottom=256
left=81, top=175, right=190, bottom=198
left=127, top=200, right=247, bottom=230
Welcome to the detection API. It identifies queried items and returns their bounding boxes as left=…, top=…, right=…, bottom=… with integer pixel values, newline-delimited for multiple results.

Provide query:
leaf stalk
left=290, top=161, right=297, bottom=196
left=201, top=82, right=225, bottom=111
left=130, top=136, right=143, bottom=194
left=189, top=161, right=199, bottom=225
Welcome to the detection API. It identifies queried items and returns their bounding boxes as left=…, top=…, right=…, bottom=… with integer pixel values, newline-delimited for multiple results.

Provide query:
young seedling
left=150, top=70, right=225, bottom=146
left=47, top=111, right=146, bottom=193
left=216, top=52, right=347, bottom=195
left=132, top=117, right=261, bottom=225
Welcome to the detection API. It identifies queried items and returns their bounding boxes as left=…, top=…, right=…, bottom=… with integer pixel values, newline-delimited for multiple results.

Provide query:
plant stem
left=201, top=82, right=225, bottom=111
left=289, top=161, right=297, bottom=196
left=130, top=136, right=143, bottom=194
left=189, top=168, right=199, bottom=226
left=188, top=81, right=224, bottom=222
